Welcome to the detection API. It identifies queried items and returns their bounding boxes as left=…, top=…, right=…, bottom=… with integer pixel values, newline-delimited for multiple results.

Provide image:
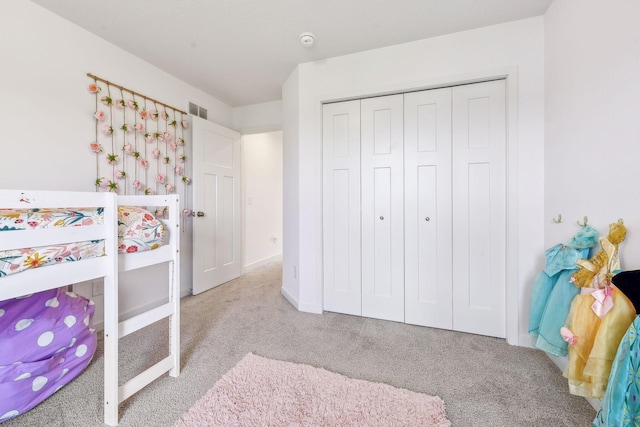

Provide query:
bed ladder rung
left=118, top=356, right=175, bottom=403
left=118, top=302, right=175, bottom=338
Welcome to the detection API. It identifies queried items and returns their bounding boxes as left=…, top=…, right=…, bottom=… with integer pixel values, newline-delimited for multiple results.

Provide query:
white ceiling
left=32, top=0, right=552, bottom=107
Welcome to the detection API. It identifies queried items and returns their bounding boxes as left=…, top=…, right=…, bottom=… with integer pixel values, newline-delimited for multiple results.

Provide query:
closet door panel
left=361, top=94, right=404, bottom=322
left=452, top=80, right=506, bottom=338
left=323, top=100, right=362, bottom=316
left=404, top=87, right=453, bottom=328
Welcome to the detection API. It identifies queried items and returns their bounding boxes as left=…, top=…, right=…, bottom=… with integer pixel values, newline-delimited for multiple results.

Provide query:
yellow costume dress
left=562, top=221, right=632, bottom=398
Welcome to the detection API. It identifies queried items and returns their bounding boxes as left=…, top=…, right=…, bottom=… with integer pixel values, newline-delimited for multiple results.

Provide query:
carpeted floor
left=3, top=262, right=596, bottom=426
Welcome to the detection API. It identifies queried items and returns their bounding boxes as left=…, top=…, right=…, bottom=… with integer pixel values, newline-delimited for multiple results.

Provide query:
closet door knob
left=425, top=217, right=430, bottom=221
left=379, top=216, right=384, bottom=220
left=196, top=211, right=205, bottom=217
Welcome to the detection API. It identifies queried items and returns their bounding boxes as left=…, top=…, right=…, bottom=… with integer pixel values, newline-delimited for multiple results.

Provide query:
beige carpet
left=174, top=353, right=450, bottom=427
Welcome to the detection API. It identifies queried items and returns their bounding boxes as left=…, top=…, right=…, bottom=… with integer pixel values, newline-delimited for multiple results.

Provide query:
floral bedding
left=0, top=206, right=165, bottom=278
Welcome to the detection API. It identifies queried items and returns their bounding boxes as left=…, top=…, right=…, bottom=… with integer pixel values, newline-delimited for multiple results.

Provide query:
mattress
left=0, top=206, right=165, bottom=278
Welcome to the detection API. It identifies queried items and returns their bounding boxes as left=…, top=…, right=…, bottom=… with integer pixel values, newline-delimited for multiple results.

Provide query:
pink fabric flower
left=150, top=110, right=159, bottom=120
left=183, top=209, right=191, bottom=216
left=100, top=96, right=113, bottom=106
left=115, top=99, right=125, bottom=109
left=140, top=110, right=150, bottom=120
left=154, top=132, right=163, bottom=141
left=108, top=181, right=118, bottom=192
left=163, top=156, right=171, bottom=165
left=115, top=170, right=126, bottom=179
left=140, top=158, right=149, bottom=169
left=94, top=111, right=106, bottom=121
left=174, top=165, right=183, bottom=175
left=134, top=123, right=144, bottom=132
left=88, top=83, right=101, bottom=93
left=169, top=120, right=177, bottom=127
left=145, top=188, right=155, bottom=195
left=152, top=149, right=160, bottom=158
left=163, top=131, right=172, bottom=141
left=156, top=174, right=166, bottom=184
left=179, top=155, right=186, bottom=163
left=145, top=132, right=153, bottom=143
left=160, top=111, right=169, bottom=120
left=181, top=119, right=189, bottom=129
left=121, top=123, right=131, bottom=132
left=182, top=176, right=192, bottom=184
left=177, top=137, right=185, bottom=146
left=132, top=151, right=141, bottom=159
left=90, top=142, right=103, bottom=153
left=169, top=141, right=177, bottom=151
left=95, top=177, right=108, bottom=188
left=123, top=144, right=133, bottom=154
left=103, top=125, right=113, bottom=135
left=132, top=180, right=142, bottom=189
left=165, top=183, right=174, bottom=192
left=127, top=100, right=138, bottom=110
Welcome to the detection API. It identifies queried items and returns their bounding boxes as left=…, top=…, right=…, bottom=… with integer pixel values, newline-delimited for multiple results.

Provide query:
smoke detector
left=299, top=32, right=315, bottom=47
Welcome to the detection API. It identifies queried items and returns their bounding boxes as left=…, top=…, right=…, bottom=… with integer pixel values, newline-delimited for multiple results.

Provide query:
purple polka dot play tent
left=0, top=288, right=96, bottom=423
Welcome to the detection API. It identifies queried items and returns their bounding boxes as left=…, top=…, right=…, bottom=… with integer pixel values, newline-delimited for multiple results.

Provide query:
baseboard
left=546, top=354, right=601, bottom=411
left=244, top=253, right=282, bottom=273
left=280, top=286, right=298, bottom=309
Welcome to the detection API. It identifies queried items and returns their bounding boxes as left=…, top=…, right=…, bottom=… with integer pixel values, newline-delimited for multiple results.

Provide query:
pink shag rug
left=174, top=353, right=451, bottom=427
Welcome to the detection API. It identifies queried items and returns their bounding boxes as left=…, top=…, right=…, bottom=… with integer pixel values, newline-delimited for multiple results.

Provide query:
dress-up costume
left=593, top=270, right=640, bottom=427
left=562, top=221, right=632, bottom=398
left=529, top=226, right=599, bottom=345
left=534, top=225, right=600, bottom=355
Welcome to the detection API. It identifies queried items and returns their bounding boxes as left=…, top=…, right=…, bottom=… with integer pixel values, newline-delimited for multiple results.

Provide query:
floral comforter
left=0, top=206, right=165, bottom=278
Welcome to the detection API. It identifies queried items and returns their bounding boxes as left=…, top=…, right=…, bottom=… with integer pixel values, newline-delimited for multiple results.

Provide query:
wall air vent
left=188, top=102, right=208, bottom=120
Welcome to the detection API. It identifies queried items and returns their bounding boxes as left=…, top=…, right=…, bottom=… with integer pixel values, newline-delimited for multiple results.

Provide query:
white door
left=452, top=80, right=506, bottom=338
left=404, top=87, right=454, bottom=329
left=322, top=100, right=362, bottom=316
left=361, top=94, right=404, bottom=322
left=191, top=116, right=242, bottom=295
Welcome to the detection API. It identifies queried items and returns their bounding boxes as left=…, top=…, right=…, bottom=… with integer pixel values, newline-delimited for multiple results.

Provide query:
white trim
left=280, top=286, right=299, bottom=309
left=244, top=253, right=283, bottom=272
left=547, top=354, right=601, bottom=411
left=315, top=67, right=520, bottom=345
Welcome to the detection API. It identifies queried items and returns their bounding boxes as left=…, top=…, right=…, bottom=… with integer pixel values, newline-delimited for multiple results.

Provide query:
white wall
left=242, top=131, right=283, bottom=270
left=233, top=100, right=283, bottom=134
left=283, top=17, right=546, bottom=344
left=544, top=1, right=640, bottom=268
left=0, top=1, right=233, bottom=323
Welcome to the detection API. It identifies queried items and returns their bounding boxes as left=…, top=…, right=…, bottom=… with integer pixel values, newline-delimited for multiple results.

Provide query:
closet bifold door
left=404, top=87, right=453, bottom=329
left=361, top=94, right=404, bottom=322
left=452, top=80, right=507, bottom=338
left=322, top=100, right=362, bottom=316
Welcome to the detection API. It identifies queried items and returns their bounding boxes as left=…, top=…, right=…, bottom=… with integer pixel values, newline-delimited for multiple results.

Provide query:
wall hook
left=552, top=214, right=562, bottom=223
left=577, top=216, right=589, bottom=227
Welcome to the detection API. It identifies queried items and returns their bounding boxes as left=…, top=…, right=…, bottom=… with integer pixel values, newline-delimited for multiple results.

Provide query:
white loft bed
left=0, top=190, right=180, bottom=427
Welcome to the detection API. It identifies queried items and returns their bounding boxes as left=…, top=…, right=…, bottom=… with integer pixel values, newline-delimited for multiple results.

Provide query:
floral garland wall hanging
left=87, top=74, right=192, bottom=217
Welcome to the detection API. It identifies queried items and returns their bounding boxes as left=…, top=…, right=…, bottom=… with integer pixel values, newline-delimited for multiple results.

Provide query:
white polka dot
left=75, top=344, right=88, bottom=357
left=32, top=376, right=47, bottom=392
left=45, top=297, right=59, bottom=308
left=70, top=337, right=77, bottom=347
left=16, top=294, right=32, bottom=299
left=64, top=315, right=77, bottom=328
left=14, top=372, right=31, bottom=381
left=12, top=361, right=22, bottom=366
left=37, top=331, right=54, bottom=347
left=0, top=410, right=19, bottom=421
left=55, top=347, right=66, bottom=354
left=89, top=300, right=95, bottom=306
left=83, top=315, right=90, bottom=326
left=59, top=358, right=65, bottom=364
left=15, top=318, right=34, bottom=331
left=0, top=308, right=5, bottom=317
left=65, top=291, right=78, bottom=298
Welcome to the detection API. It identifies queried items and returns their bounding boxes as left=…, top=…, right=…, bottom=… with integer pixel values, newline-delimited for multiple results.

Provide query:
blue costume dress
left=530, top=225, right=599, bottom=355
left=594, top=316, right=640, bottom=426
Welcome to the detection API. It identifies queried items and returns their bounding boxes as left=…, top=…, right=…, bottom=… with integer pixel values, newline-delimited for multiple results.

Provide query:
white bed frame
left=0, top=190, right=180, bottom=426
